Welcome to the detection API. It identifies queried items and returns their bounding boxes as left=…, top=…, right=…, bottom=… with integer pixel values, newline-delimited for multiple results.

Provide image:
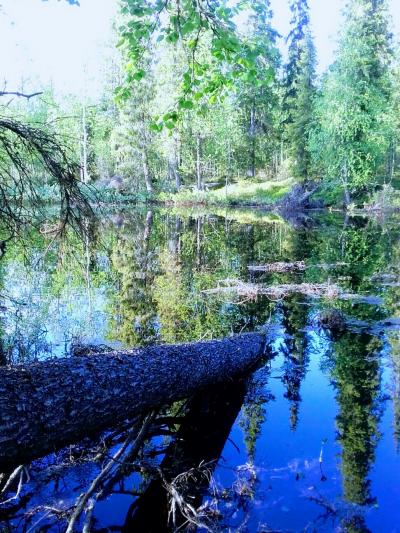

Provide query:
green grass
left=158, top=178, right=293, bottom=207
left=158, top=179, right=293, bottom=206
left=158, top=205, right=286, bottom=225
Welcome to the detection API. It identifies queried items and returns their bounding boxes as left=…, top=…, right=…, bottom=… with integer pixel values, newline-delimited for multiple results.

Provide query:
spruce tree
left=284, top=0, right=316, bottom=181
left=311, top=0, right=394, bottom=204
left=237, top=0, right=281, bottom=179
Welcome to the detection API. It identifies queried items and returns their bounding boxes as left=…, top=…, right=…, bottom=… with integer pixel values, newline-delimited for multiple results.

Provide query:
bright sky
left=0, top=0, right=400, bottom=99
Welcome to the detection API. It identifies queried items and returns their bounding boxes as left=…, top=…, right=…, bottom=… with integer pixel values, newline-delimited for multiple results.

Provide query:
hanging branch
left=0, top=117, right=94, bottom=236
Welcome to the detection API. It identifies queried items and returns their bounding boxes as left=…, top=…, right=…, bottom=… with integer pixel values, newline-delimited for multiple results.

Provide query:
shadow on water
left=122, top=380, right=248, bottom=532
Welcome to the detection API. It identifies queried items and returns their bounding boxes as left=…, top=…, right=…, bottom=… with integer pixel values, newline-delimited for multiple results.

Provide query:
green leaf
left=178, top=98, right=194, bottom=110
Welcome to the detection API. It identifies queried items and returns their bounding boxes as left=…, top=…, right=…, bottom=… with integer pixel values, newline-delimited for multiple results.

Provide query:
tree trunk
left=341, top=161, right=351, bottom=207
left=81, top=102, right=90, bottom=183
left=196, top=134, right=203, bottom=190
left=249, top=102, right=256, bottom=179
left=0, top=334, right=266, bottom=469
left=142, top=148, right=154, bottom=194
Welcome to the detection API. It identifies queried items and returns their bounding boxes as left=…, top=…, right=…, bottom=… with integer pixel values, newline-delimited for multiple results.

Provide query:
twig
left=0, top=466, right=25, bottom=506
left=82, top=498, right=95, bottom=533
left=0, top=465, right=24, bottom=497
left=66, top=411, right=156, bottom=533
left=161, top=462, right=215, bottom=532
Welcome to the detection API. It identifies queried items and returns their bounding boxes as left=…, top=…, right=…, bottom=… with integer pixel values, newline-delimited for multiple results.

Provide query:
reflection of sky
left=211, top=322, right=342, bottom=531
left=3, top=260, right=112, bottom=360
left=1, top=0, right=399, bottom=98
left=210, top=323, right=400, bottom=532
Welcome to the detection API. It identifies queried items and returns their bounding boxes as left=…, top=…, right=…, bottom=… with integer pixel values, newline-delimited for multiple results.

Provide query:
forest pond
left=1, top=207, right=400, bottom=532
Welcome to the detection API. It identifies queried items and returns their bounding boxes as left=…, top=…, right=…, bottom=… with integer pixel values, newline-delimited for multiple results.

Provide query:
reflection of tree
left=153, top=214, right=276, bottom=343
left=154, top=248, right=191, bottom=343
left=341, top=515, right=372, bottom=533
left=306, top=219, right=395, bottom=322
left=109, top=211, right=158, bottom=346
left=239, top=370, right=271, bottom=462
left=388, top=333, right=400, bottom=452
left=330, top=332, right=383, bottom=506
left=281, top=296, right=310, bottom=430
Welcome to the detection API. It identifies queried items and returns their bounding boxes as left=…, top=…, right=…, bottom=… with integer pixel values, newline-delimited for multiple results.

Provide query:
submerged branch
left=66, top=411, right=156, bottom=533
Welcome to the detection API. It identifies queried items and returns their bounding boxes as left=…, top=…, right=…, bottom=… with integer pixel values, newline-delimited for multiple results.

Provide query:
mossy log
left=0, top=334, right=266, bottom=469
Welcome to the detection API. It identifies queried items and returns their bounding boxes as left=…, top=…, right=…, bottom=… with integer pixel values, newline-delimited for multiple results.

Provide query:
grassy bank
left=158, top=205, right=286, bottom=225
left=158, top=178, right=293, bottom=207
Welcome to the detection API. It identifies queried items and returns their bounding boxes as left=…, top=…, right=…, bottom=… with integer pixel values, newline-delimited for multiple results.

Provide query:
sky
left=1, top=0, right=400, bottom=98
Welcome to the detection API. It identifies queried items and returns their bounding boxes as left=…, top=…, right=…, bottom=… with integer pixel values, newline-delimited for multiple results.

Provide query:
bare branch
left=0, top=91, right=43, bottom=100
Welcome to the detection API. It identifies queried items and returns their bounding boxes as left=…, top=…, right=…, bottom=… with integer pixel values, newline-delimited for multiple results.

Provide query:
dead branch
left=161, top=462, right=216, bottom=532
left=0, top=117, right=94, bottom=236
left=203, top=279, right=342, bottom=301
left=0, top=91, right=43, bottom=100
left=0, top=466, right=24, bottom=497
left=248, top=261, right=306, bottom=273
left=248, top=261, right=349, bottom=273
left=66, top=411, right=156, bottom=533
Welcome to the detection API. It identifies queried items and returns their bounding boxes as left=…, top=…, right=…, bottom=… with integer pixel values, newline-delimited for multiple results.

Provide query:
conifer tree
left=284, top=0, right=316, bottom=180
left=237, top=0, right=281, bottom=178
left=311, top=0, right=394, bottom=204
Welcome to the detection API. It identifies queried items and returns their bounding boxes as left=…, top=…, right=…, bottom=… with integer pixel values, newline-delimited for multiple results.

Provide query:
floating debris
left=315, top=309, right=347, bottom=336
left=371, top=273, right=398, bottom=283
left=203, top=279, right=341, bottom=301
left=248, top=261, right=348, bottom=273
left=248, top=261, right=306, bottom=273
left=203, top=279, right=382, bottom=304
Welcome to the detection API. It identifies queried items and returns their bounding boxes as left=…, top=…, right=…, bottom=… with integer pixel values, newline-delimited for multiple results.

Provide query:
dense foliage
left=1, top=0, right=400, bottom=226
left=96, top=0, right=400, bottom=205
left=310, top=0, right=395, bottom=204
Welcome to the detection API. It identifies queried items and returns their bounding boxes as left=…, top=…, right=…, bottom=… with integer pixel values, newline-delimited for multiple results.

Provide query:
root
left=161, top=462, right=216, bottom=532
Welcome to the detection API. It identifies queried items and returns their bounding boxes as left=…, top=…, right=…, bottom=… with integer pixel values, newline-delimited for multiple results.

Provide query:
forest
left=1, top=0, right=400, bottom=225
left=2, top=0, right=400, bottom=532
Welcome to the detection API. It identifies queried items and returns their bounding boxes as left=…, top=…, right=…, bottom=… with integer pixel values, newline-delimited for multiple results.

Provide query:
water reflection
left=329, top=332, right=383, bottom=507
left=1, top=209, right=400, bottom=530
left=124, top=381, right=248, bottom=532
left=280, top=297, right=310, bottom=431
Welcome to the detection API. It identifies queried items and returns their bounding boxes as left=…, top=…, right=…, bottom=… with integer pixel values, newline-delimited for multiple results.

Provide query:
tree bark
left=196, top=133, right=203, bottom=190
left=142, top=147, right=153, bottom=193
left=0, top=334, right=266, bottom=469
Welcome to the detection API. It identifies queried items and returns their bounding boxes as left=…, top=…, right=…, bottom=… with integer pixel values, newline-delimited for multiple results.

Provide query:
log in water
left=0, top=333, right=266, bottom=469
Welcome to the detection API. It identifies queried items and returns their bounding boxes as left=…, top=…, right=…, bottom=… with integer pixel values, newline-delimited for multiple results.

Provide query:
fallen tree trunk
left=0, top=334, right=266, bottom=470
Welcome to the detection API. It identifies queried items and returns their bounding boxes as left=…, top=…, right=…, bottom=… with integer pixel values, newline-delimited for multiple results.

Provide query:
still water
left=1, top=208, right=400, bottom=532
